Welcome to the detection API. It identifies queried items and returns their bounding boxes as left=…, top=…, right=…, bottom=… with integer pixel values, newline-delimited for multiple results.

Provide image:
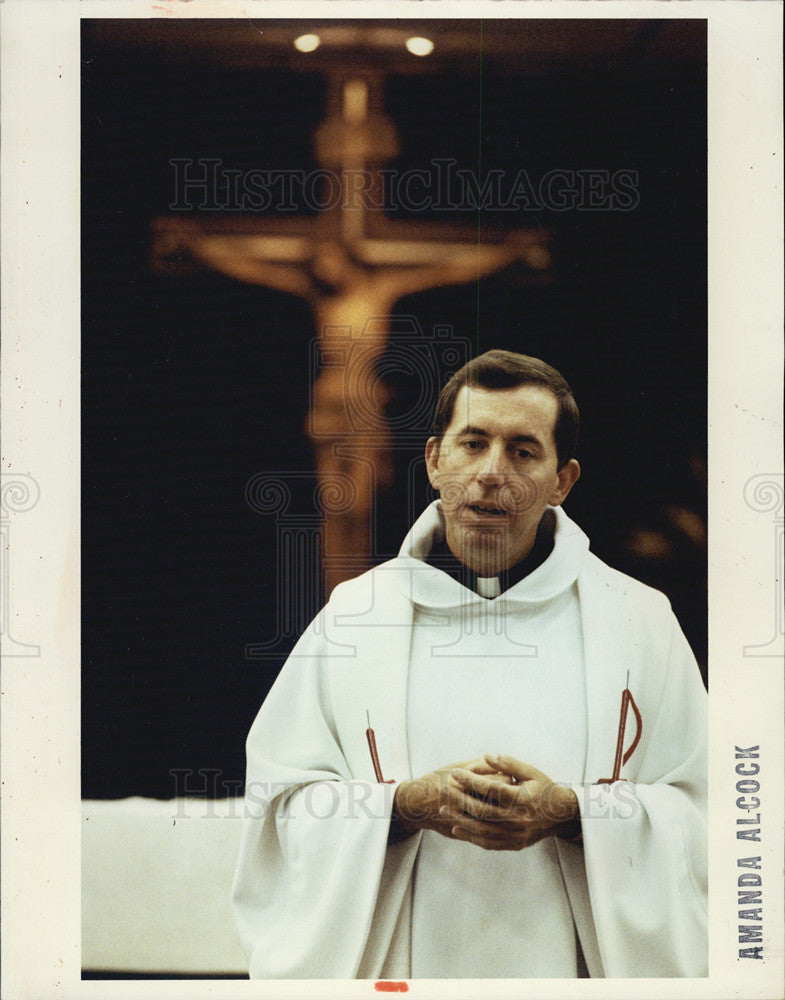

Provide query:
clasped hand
left=393, top=753, right=579, bottom=851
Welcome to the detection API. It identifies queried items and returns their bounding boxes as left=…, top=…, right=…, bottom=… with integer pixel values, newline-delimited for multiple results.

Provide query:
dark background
left=82, top=19, right=707, bottom=799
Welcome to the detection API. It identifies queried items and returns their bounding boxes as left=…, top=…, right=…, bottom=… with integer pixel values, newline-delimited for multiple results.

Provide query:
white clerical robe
left=232, top=501, right=707, bottom=979
left=406, top=508, right=588, bottom=977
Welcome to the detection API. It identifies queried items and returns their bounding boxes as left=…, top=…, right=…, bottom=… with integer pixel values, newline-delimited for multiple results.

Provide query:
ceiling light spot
left=405, top=36, right=434, bottom=57
left=293, top=34, right=321, bottom=53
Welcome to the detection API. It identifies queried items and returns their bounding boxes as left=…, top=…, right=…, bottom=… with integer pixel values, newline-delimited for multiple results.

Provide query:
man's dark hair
left=431, top=350, right=579, bottom=469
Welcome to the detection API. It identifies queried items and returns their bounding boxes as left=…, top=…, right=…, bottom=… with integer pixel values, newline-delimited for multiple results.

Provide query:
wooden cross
left=151, top=70, right=551, bottom=595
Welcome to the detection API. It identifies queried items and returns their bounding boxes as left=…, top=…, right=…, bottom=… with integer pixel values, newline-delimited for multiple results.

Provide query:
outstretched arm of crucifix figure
left=375, top=234, right=550, bottom=301
left=153, top=219, right=313, bottom=299
left=189, top=235, right=313, bottom=298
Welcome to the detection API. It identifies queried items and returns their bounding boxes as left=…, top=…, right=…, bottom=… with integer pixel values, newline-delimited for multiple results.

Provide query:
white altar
left=82, top=797, right=247, bottom=975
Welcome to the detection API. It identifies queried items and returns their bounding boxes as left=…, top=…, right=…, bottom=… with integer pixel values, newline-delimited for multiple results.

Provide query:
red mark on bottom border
left=374, top=982, right=408, bottom=993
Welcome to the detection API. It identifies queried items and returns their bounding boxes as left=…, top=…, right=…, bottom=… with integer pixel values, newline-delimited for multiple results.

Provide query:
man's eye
left=462, top=439, right=482, bottom=450
left=516, top=449, right=533, bottom=460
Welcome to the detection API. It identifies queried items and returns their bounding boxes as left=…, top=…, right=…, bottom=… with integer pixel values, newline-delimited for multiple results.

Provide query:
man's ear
left=549, top=459, right=580, bottom=506
left=425, top=436, right=441, bottom=490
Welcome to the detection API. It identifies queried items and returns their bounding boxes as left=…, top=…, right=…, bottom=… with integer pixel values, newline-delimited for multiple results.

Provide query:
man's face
left=425, top=384, right=580, bottom=576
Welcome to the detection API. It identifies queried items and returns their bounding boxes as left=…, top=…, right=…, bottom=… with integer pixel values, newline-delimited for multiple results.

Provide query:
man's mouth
left=466, top=502, right=507, bottom=517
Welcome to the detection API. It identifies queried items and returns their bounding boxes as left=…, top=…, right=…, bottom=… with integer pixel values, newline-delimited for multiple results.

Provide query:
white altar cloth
left=82, top=796, right=246, bottom=974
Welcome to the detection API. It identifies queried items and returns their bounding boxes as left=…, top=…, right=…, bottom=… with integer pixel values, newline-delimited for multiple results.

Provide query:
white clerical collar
left=475, top=576, right=501, bottom=599
left=395, top=500, right=591, bottom=608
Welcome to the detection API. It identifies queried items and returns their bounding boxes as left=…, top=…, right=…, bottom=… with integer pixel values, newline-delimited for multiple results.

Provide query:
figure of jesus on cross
left=152, top=71, right=551, bottom=593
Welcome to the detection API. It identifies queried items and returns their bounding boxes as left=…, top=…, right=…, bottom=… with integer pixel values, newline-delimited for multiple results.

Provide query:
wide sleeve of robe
left=231, top=610, right=420, bottom=979
left=565, top=601, right=708, bottom=978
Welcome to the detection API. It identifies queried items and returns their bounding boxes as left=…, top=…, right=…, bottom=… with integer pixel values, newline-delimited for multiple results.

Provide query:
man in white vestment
left=232, top=350, right=707, bottom=979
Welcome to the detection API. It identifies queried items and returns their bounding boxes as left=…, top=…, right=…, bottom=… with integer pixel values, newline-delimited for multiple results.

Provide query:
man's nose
left=475, top=444, right=509, bottom=485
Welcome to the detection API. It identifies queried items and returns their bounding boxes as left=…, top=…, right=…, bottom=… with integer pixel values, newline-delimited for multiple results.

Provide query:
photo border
left=1, top=2, right=782, bottom=998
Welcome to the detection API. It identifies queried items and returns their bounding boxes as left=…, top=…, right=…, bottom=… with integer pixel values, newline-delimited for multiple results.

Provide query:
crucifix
left=151, top=70, right=551, bottom=595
